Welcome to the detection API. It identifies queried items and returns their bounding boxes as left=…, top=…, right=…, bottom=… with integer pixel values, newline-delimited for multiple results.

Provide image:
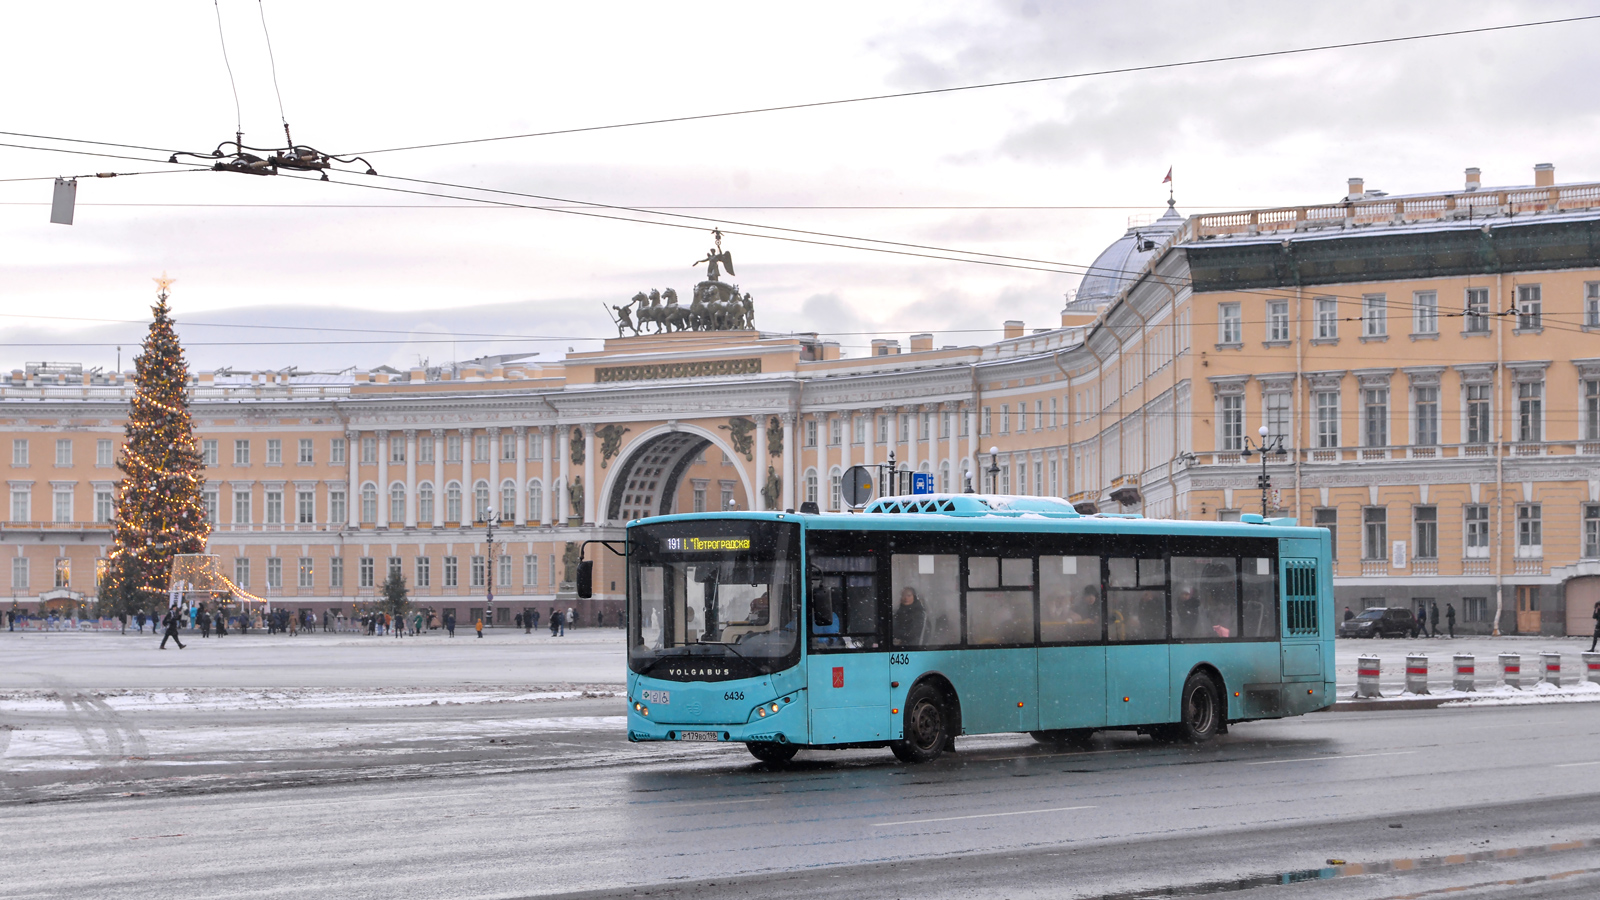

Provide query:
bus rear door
left=1036, top=552, right=1105, bottom=731
left=806, top=551, right=892, bottom=745
left=1104, top=551, right=1170, bottom=727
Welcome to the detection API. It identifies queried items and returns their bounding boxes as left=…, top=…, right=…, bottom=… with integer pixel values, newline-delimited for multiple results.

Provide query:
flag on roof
left=1162, top=167, right=1172, bottom=184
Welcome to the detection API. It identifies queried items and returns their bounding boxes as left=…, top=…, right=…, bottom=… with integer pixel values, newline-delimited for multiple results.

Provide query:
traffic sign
left=912, top=472, right=934, bottom=494
left=842, top=465, right=876, bottom=507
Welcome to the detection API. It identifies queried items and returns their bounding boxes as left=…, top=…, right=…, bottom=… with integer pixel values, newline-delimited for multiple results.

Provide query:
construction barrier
left=1404, top=653, right=1429, bottom=695
left=1584, top=652, right=1600, bottom=686
left=1452, top=654, right=1476, bottom=692
left=1356, top=654, right=1382, bottom=698
left=1540, top=651, right=1562, bottom=687
left=1499, top=653, right=1522, bottom=689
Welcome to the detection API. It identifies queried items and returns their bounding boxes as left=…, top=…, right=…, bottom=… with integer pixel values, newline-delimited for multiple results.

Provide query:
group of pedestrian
left=1342, top=601, right=1457, bottom=638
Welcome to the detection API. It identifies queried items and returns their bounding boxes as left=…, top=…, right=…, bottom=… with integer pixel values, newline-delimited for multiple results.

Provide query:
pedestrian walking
left=1590, top=599, right=1600, bottom=653
left=475, top=616, right=484, bottom=639
left=445, top=611, right=456, bottom=638
left=1444, top=603, right=1456, bottom=639
left=199, top=610, right=211, bottom=638
left=597, top=610, right=604, bottom=628
left=531, top=609, right=540, bottom=632
left=215, top=610, right=227, bottom=637
left=1429, top=601, right=1441, bottom=638
left=158, top=610, right=186, bottom=650
left=1343, top=606, right=1354, bottom=622
left=1416, top=601, right=1430, bottom=638
left=566, top=607, right=574, bottom=634
left=515, top=612, right=523, bottom=631
left=6, top=609, right=14, bottom=631
left=118, top=611, right=128, bottom=634
left=135, top=612, right=147, bottom=633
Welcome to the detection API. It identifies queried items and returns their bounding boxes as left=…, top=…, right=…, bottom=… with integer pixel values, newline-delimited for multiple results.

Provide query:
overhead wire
left=212, top=0, right=243, bottom=143
left=257, top=0, right=290, bottom=142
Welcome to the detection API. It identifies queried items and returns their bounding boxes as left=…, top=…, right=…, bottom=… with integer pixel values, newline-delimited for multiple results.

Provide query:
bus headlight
left=758, top=708, right=767, bottom=717
left=770, top=703, right=780, bottom=713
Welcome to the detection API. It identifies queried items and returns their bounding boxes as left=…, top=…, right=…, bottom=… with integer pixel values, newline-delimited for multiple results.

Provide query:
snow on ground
left=1346, top=681, right=1600, bottom=706
left=0, top=685, right=618, bottom=714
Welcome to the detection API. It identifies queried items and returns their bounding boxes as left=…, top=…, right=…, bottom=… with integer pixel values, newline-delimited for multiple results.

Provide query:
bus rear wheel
left=891, top=683, right=949, bottom=763
left=747, top=741, right=799, bottom=764
left=1155, top=673, right=1222, bottom=744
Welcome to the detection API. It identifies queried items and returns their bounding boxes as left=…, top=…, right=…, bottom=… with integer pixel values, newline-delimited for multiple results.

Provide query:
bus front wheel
left=747, top=741, right=799, bottom=764
left=891, top=683, right=949, bottom=763
left=1155, top=673, right=1222, bottom=744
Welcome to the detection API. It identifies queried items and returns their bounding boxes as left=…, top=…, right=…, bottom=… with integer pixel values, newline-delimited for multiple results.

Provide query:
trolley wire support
left=168, top=138, right=377, bottom=180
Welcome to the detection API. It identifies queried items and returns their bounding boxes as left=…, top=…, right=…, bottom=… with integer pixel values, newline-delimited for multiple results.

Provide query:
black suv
left=1339, top=606, right=1419, bottom=639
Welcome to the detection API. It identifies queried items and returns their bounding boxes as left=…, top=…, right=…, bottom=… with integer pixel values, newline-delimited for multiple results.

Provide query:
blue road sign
left=912, top=472, right=933, bottom=494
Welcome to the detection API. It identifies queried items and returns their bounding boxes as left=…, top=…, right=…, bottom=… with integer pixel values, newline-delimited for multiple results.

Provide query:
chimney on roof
left=1346, top=177, right=1364, bottom=200
left=1465, top=167, right=1481, bottom=191
left=1003, top=320, right=1024, bottom=340
left=1534, top=163, right=1555, bottom=187
left=909, top=333, right=934, bottom=352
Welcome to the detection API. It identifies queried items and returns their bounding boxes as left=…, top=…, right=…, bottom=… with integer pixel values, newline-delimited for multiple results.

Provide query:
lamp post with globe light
left=1240, top=425, right=1288, bottom=518
left=986, top=446, right=1001, bottom=494
left=484, top=507, right=495, bottom=628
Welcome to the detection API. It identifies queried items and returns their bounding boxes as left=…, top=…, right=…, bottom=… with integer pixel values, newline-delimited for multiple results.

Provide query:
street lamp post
left=484, top=507, right=496, bottom=628
left=986, top=446, right=1000, bottom=494
left=1240, top=425, right=1289, bottom=518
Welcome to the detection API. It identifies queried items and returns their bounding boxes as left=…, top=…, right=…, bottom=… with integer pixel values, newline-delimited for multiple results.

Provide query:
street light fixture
left=1239, top=425, right=1289, bottom=518
left=986, top=446, right=1000, bottom=494
left=485, top=506, right=496, bottom=628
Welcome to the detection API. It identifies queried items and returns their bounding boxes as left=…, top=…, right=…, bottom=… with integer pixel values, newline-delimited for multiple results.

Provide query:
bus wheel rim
left=1188, top=685, right=1214, bottom=732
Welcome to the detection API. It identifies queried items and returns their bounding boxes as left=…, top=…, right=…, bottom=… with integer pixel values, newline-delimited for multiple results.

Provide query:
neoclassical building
left=5, top=164, right=1598, bottom=635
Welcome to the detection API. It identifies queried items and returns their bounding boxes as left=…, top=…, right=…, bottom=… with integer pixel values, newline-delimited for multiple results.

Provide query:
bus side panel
left=1168, top=641, right=1280, bottom=722
left=1037, top=645, right=1106, bottom=731
left=1106, top=645, right=1169, bottom=727
left=806, top=651, right=891, bottom=745
left=949, top=647, right=1037, bottom=735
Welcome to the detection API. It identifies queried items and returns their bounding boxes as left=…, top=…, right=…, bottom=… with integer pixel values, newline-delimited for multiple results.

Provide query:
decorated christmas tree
left=102, top=275, right=210, bottom=615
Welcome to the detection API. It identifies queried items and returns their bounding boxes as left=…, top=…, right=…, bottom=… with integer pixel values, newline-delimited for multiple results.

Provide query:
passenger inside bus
left=893, top=587, right=926, bottom=646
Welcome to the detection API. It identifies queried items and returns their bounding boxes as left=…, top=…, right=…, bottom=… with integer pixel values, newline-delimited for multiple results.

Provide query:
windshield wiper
left=694, top=639, right=747, bottom=660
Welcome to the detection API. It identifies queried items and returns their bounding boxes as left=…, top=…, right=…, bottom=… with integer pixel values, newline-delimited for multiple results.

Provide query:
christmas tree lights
left=102, top=274, right=210, bottom=614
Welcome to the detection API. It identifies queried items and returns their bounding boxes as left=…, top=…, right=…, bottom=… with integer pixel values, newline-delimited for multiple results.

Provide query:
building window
left=1267, top=300, right=1289, bottom=342
left=265, top=490, right=283, bottom=525
left=1218, top=302, right=1242, bottom=344
left=389, top=484, right=405, bottom=523
left=1413, top=506, right=1437, bottom=559
left=473, top=434, right=490, bottom=462
left=55, top=439, right=72, bottom=466
left=329, top=488, right=346, bottom=525
left=298, top=558, right=314, bottom=589
left=1585, top=379, right=1600, bottom=441
left=692, top=482, right=706, bottom=513
left=360, top=485, right=377, bottom=524
left=1315, top=391, right=1339, bottom=448
left=266, top=439, right=282, bottom=465
left=524, top=555, right=537, bottom=587
left=1363, top=294, right=1387, bottom=337
left=297, top=489, right=315, bottom=524
left=359, top=557, right=375, bottom=588
left=804, top=419, right=817, bottom=448
left=1464, top=505, right=1490, bottom=558
left=445, top=434, right=461, bottom=462
left=329, top=556, right=344, bottom=589
left=528, top=481, right=542, bottom=520
left=233, top=489, right=252, bottom=524
left=298, top=438, right=314, bottom=464
left=999, top=406, right=1010, bottom=434
left=1219, top=395, right=1244, bottom=451
left=1412, top=291, right=1438, bottom=335
left=11, top=439, right=27, bottom=466
left=501, top=484, right=515, bottom=522
left=10, top=486, right=29, bottom=522
left=234, top=440, right=251, bottom=466
left=805, top=469, right=818, bottom=504
left=473, top=483, right=491, bottom=522
left=1464, top=288, right=1490, bottom=333
left=53, top=487, right=73, bottom=522
left=1414, top=386, right=1438, bottom=446
left=11, top=558, right=27, bottom=590
left=1363, top=388, right=1388, bottom=447
left=899, top=414, right=911, bottom=442
left=415, top=556, right=431, bottom=588
left=1517, top=505, right=1542, bottom=556
left=54, top=558, right=70, bottom=588
left=94, top=489, right=113, bottom=523
left=1363, top=507, right=1387, bottom=560
left=234, top=558, right=250, bottom=588
left=470, top=556, right=487, bottom=588
left=1583, top=504, right=1599, bottom=558
left=418, top=438, right=435, bottom=464
left=830, top=469, right=842, bottom=509
left=1315, top=298, right=1338, bottom=340
left=1463, top=597, right=1489, bottom=623
left=498, top=554, right=512, bottom=588
left=1466, top=384, right=1492, bottom=444
left=1012, top=404, right=1025, bottom=434
left=418, top=484, right=434, bottom=523
left=720, top=485, right=734, bottom=511
left=387, top=556, right=402, bottom=581
left=1587, top=282, right=1600, bottom=328
left=877, top=415, right=890, bottom=443
left=444, top=556, right=459, bottom=588
left=202, top=488, right=218, bottom=525
left=96, top=439, right=114, bottom=467
left=1518, top=381, right=1543, bottom=443
left=360, top=437, right=377, bottom=464
left=1265, top=392, right=1290, bottom=443
left=1517, top=284, right=1542, bottom=330
left=390, top=439, right=405, bottom=465
left=1314, top=508, right=1337, bottom=560
left=202, top=439, right=218, bottom=467
left=501, top=433, right=516, bottom=461
left=981, top=407, right=992, bottom=435
left=446, top=484, right=462, bottom=522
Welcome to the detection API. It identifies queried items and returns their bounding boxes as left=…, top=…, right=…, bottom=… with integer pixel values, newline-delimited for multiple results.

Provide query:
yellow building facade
left=4, top=165, right=1597, bottom=634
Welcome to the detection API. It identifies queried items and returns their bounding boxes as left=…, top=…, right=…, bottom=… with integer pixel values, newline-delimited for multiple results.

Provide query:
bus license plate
left=679, top=731, right=719, bottom=742
left=642, top=690, right=670, bottom=705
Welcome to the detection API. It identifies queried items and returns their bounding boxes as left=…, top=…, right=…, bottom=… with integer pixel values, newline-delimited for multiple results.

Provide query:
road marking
left=639, top=797, right=776, bottom=808
left=1554, top=760, right=1600, bottom=768
left=1246, top=750, right=1416, bottom=766
left=873, top=805, right=1095, bottom=827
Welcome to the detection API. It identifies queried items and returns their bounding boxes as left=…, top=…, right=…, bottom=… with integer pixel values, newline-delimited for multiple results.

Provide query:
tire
left=891, top=683, right=949, bottom=763
left=746, top=741, right=799, bottom=764
left=1030, top=728, right=1095, bottom=748
left=1154, top=672, right=1222, bottom=744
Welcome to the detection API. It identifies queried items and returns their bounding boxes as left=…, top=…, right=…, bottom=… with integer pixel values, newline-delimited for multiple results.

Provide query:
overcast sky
left=2, top=1, right=1596, bottom=373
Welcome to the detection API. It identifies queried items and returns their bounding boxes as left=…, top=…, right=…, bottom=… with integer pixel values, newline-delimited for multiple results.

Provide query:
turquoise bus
left=596, top=494, right=1334, bottom=764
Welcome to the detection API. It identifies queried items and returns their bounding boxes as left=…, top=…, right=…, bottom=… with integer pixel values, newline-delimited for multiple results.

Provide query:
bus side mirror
left=576, top=560, right=593, bottom=599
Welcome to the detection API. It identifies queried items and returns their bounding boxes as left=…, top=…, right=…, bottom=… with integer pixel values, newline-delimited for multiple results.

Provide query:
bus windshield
left=628, top=519, right=801, bottom=681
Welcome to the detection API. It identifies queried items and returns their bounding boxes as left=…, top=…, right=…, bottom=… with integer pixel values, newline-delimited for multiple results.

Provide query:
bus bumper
left=626, top=708, right=805, bottom=744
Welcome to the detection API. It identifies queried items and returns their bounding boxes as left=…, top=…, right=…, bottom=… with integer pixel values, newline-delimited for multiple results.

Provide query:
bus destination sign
left=664, top=536, right=751, bottom=552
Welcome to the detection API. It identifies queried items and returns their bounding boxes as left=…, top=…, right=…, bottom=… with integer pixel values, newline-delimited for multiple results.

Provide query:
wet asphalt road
left=4, top=698, right=1599, bottom=900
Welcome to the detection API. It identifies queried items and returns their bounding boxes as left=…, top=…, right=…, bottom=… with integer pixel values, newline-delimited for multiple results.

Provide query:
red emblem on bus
left=832, top=666, right=844, bottom=688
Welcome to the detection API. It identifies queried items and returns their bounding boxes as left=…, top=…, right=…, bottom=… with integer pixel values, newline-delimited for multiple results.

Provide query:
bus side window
left=890, top=554, right=959, bottom=648
left=1171, top=556, right=1240, bottom=640
left=1040, top=555, right=1101, bottom=643
left=1240, top=557, right=1278, bottom=638
left=1107, top=556, right=1167, bottom=641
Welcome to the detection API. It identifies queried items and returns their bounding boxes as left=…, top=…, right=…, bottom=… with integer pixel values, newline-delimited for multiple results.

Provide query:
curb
left=1330, top=696, right=1452, bottom=712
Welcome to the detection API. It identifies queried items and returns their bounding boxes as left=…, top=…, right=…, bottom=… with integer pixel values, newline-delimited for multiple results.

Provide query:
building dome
left=1066, top=200, right=1185, bottom=313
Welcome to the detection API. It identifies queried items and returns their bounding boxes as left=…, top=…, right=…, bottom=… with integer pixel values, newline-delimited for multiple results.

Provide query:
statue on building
left=569, top=476, right=584, bottom=520
left=597, top=423, right=630, bottom=468
left=693, top=229, right=736, bottom=282
left=614, top=232, right=757, bottom=335
left=719, top=416, right=755, bottom=460
left=761, top=466, right=781, bottom=510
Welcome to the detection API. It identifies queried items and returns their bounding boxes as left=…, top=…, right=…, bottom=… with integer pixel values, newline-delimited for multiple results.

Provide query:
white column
left=486, top=426, right=501, bottom=522
left=967, top=402, right=979, bottom=487
left=513, top=425, right=528, bottom=526
left=404, top=429, right=418, bottom=528
left=820, top=413, right=833, bottom=511
left=376, top=430, right=390, bottom=529
left=558, top=426, right=571, bottom=525
left=780, top=414, right=795, bottom=510
left=753, top=415, right=768, bottom=511
left=840, top=411, right=853, bottom=482
left=882, top=407, right=899, bottom=470
left=540, top=425, right=553, bottom=525
left=582, top=423, right=596, bottom=525
left=903, top=407, right=919, bottom=474
left=864, top=408, right=876, bottom=467
left=431, top=429, right=445, bottom=527
left=459, top=427, right=473, bottom=524
left=346, top=429, right=359, bottom=529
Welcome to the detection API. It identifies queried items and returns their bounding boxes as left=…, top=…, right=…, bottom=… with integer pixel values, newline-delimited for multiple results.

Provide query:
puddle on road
left=1084, top=837, right=1600, bottom=899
